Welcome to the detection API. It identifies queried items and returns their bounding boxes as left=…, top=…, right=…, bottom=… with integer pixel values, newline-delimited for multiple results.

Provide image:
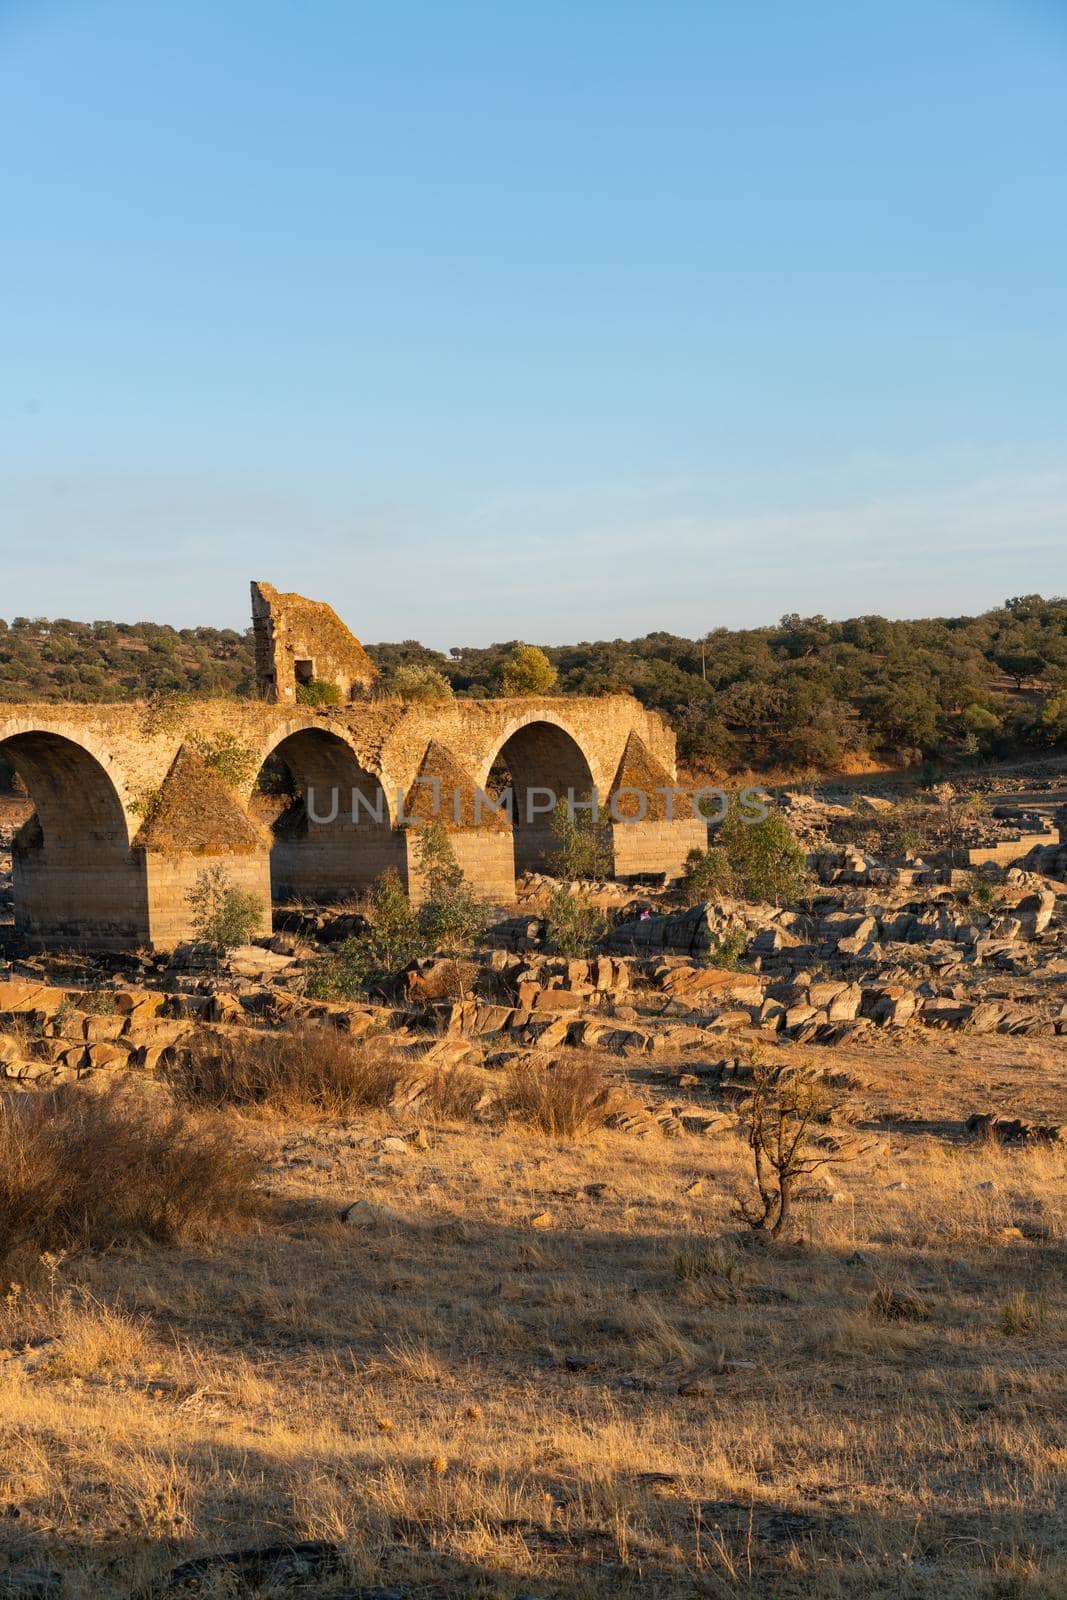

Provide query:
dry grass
left=0, top=1040, right=1064, bottom=1598
left=499, top=1055, right=611, bottom=1139
left=177, top=1026, right=492, bottom=1127
left=0, top=1082, right=263, bottom=1274
left=176, top=1025, right=407, bottom=1118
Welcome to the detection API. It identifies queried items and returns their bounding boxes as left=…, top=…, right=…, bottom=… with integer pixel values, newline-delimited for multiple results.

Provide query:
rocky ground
left=0, top=784, right=1065, bottom=1597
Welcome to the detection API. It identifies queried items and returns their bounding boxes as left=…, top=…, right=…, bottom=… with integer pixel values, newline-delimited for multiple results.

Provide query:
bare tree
left=738, top=1059, right=853, bottom=1236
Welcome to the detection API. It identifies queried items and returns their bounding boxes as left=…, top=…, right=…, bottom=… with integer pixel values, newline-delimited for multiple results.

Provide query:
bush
left=0, top=1084, right=263, bottom=1272
left=546, top=796, right=613, bottom=881
left=296, top=678, right=342, bottom=707
left=705, top=927, right=748, bottom=970
left=392, top=664, right=454, bottom=703
left=718, top=808, right=809, bottom=905
left=413, top=824, right=489, bottom=954
left=191, top=731, right=257, bottom=789
left=186, top=864, right=265, bottom=953
left=967, top=871, right=997, bottom=909
left=544, top=886, right=607, bottom=957
left=500, top=1058, right=610, bottom=1140
left=177, top=1027, right=406, bottom=1118
left=676, top=845, right=734, bottom=903
left=178, top=1027, right=486, bottom=1125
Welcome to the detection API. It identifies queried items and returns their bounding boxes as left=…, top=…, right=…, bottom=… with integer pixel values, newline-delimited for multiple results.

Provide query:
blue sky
left=2, top=0, right=1065, bottom=645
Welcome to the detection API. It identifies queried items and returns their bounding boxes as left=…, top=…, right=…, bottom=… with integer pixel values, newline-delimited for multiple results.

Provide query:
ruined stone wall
left=611, top=816, right=708, bottom=880
left=251, top=581, right=378, bottom=704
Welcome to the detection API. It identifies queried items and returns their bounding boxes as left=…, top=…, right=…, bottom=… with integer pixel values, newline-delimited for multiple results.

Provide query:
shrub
left=303, top=946, right=368, bottom=1002
left=414, top=824, right=489, bottom=954
left=737, top=1058, right=846, bottom=1236
left=718, top=808, right=809, bottom=905
left=305, top=869, right=428, bottom=1000
left=178, top=1028, right=486, bottom=1125
left=296, top=678, right=342, bottom=707
left=676, top=845, right=734, bottom=904
left=967, top=871, right=997, bottom=909
left=546, top=796, right=613, bottom=881
left=1037, top=689, right=1067, bottom=746
left=191, top=731, right=257, bottom=789
left=500, top=1058, right=610, bottom=1140
left=0, top=1084, right=263, bottom=1272
left=79, top=986, right=119, bottom=1016
left=392, top=664, right=454, bottom=703
left=705, top=926, right=748, bottom=970
left=177, top=1027, right=406, bottom=1119
left=544, top=885, right=607, bottom=957
left=186, top=864, right=265, bottom=953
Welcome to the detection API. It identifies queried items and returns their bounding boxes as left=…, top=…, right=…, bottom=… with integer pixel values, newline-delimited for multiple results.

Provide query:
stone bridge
left=0, top=694, right=705, bottom=949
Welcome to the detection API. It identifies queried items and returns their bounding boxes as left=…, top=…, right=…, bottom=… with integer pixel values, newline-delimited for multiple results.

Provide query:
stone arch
left=0, top=728, right=146, bottom=947
left=482, top=718, right=598, bottom=876
left=252, top=727, right=404, bottom=902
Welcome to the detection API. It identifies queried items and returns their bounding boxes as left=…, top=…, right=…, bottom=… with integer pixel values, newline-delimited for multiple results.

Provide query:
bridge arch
left=481, top=716, right=598, bottom=876
left=0, top=725, right=146, bottom=947
left=252, top=725, right=404, bottom=902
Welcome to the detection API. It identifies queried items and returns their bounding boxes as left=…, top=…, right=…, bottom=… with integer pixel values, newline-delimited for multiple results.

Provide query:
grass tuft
left=500, top=1057, right=610, bottom=1140
left=0, top=1083, right=263, bottom=1273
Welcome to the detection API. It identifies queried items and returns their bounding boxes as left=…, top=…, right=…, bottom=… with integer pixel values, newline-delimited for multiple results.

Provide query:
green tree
left=546, top=797, right=613, bottom=880
left=305, top=868, right=425, bottom=999
left=391, top=663, right=454, bottom=703
left=413, top=823, right=490, bottom=953
left=675, top=845, right=734, bottom=903
left=718, top=807, right=809, bottom=905
left=1037, top=689, right=1067, bottom=746
left=186, top=865, right=264, bottom=954
left=544, top=886, right=607, bottom=957
left=996, top=651, right=1046, bottom=689
left=496, top=643, right=558, bottom=697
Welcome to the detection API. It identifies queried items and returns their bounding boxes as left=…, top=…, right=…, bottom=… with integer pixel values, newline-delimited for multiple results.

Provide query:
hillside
left=1, top=594, right=1066, bottom=774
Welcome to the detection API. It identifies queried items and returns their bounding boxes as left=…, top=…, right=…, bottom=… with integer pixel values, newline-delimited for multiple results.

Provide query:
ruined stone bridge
left=0, top=693, right=705, bottom=950
left=0, top=584, right=705, bottom=949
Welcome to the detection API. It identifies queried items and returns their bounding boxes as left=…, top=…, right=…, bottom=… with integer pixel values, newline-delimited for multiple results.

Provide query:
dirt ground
left=0, top=1034, right=1064, bottom=1600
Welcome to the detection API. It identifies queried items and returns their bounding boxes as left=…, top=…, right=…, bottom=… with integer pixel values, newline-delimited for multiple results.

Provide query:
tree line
left=2, top=594, right=1067, bottom=775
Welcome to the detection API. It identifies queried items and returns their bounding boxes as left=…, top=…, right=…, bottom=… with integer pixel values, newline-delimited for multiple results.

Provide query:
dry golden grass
left=499, top=1055, right=611, bottom=1140
left=0, top=1082, right=263, bottom=1274
left=0, top=1048, right=1064, bottom=1598
left=175, top=1025, right=407, bottom=1118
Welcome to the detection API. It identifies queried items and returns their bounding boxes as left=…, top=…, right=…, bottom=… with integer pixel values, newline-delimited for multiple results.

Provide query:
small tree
left=392, top=664, right=454, bottom=703
left=304, top=868, right=426, bottom=1001
left=1038, top=689, right=1067, bottom=746
left=544, top=885, right=607, bottom=957
left=738, top=1059, right=845, bottom=1237
left=546, top=796, right=613, bottom=881
left=996, top=651, right=1045, bottom=690
left=496, top=643, right=558, bottom=697
left=675, top=845, right=734, bottom=904
left=186, top=865, right=264, bottom=955
left=718, top=807, right=809, bottom=905
left=413, top=824, right=489, bottom=955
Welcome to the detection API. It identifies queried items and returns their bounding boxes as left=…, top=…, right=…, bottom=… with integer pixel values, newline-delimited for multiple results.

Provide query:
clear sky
left=2, top=0, right=1065, bottom=646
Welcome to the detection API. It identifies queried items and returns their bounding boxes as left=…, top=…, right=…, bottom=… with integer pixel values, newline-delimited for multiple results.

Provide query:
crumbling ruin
left=0, top=583, right=704, bottom=949
left=251, top=580, right=378, bottom=704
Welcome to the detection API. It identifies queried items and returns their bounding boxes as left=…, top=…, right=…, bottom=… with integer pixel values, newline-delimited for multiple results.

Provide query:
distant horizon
left=2, top=583, right=1062, bottom=655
